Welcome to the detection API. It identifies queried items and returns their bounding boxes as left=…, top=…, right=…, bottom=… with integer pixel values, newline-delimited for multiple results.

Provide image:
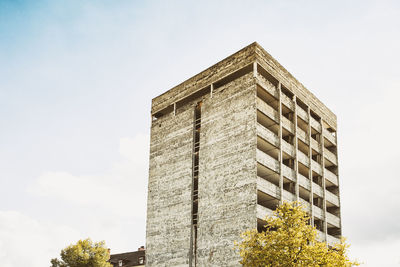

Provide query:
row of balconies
left=256, top=77, right=337, bottom=147
left=255, top=78, right=341, bottom=245
left=256, top=148, right=339, bottom=205
left=256, top=203, right=340, bottom=246
left=256, top=123, right=339, bottom=186
left=256, top=174, right=340, bottom=226
left=256, top=97, right=337, bottom=149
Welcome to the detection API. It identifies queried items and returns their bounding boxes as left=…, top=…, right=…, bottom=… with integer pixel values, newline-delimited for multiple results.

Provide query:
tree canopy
left=235, top=202, right=359, bottom=266
left=51, top=238, right=112, bottom=267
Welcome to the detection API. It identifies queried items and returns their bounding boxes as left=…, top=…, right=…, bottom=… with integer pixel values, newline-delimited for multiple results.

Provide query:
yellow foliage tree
left=235, top=202, right=359, bottom=266
left=51, top=238, right=112, bottom=267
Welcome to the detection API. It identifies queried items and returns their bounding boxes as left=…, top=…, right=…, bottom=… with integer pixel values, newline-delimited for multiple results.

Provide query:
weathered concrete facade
left=146, top=42, right=342, bottom=266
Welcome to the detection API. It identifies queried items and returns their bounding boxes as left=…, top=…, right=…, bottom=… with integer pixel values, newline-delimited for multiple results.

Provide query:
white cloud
left=30, top=134, right=149, bottom=217
left=4, top=134, right=151, bottom=267
left=0, top=210, right=80, bottom=267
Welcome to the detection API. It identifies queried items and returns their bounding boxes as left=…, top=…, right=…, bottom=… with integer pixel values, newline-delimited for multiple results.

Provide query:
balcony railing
left=324, top=169, right=338, bottom=186
left=316, top=230, right=326, bottom=242
left=281, top=139, right=295, bottom=157
left=326, top=212, right=340, bottom=228
left=257, top=149, right=279, bottom=173
left=324, top=149, right=337, bottom=165
left=256, top=73, right=279, bottom=98
left=282, top=189, right=296, bottom=202
left=298, top=150, right=310, bottom=167
left=327, top=234, right=340, bottom=246
left=312, top=183, right=324, bottom=198
left=257, top=176, right=280, bottom=199
left=297, top=106, right=308, bottom=122
left=310, top=116, right=322, bottom=132
left=257, top=123, right=279, bottom=147
left=323, top=129, right=336, bottom=146
left=311, top=160, right=322, bottom=175
left=310, top=138, right=321, bottom=153
left=257, top=97, right=279, bottom=122
left=281, top=94, right=294, bottom=110
left=313, top=206, right=324, bottom=220
left=257, top=204, right=274, bottom=221
left=298, top=173, right=311, bottom=191
left=326, top=190, right=340, bottom=207
left=297, top=127, right=309, bottom=144
left=282, top=116, right=295, bottom=134
left=282, top=164, right=296, bottom=181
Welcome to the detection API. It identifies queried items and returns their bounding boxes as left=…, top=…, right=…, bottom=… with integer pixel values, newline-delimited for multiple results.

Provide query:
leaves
left=51, top=238, right=112, bottom=267
left=235, top=202, right=360, bottom=267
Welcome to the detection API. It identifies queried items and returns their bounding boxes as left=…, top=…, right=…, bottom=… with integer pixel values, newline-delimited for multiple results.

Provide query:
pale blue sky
left=1, top=1, right=400, bottom=266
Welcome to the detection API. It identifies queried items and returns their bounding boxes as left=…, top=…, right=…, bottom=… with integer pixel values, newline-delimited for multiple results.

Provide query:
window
left=139, top=257, right=144, bottom=264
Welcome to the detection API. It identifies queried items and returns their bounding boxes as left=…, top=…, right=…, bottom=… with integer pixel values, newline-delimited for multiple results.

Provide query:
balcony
left=282, top=164, right=295, bottom=181
left=257, top=123, right=279, bottom=147
left=311, top=160, right=322, bottom=175
left=298, top=173, right=311, bottom=191
left=257, top=204, right=274, bottom=221
left=282, top=189, right=296, bottom=202
left=324, top=149, right=337, bottom=166
left=326, top=190, right=340, bottom=207
left=282, top=116, right=295, bottom=134
left=257, top=97, right=279, bottom=123
left=324, top=169, right=338, bottom=186
left=257, top=176, right=280, bottom=199
left=298, top=198, right=311, bottom=213
left=310, top=117, right=322, bottom=132
left=282, top=139, right=295, bottom=158
left=326, top=212, right=340, bottom=228
left=256, top=74, right=279, bottom=99
left=312, top=183, right=324, bottom=198
left=281, top=94, right=294, bottom=111
left=313, top=206, right=324, bottom=220
left=316, top=230, right=326, bottom=242
left=310, top=138, right=321, bottom=153
left=257, top=149, right=280, bottom=173
left=323, top=130, right=336, bottom=146
left=298, top=150, right=310, bottom=167
left=297, top=106, right=308, bottom=122
left=327, top=234, right=340, bottom=246
left=297, top=127, right=309, bottom=144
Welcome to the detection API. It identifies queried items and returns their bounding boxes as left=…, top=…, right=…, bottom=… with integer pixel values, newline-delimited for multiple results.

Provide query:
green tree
left=235, top=202, right=359, bottom=266
left=51, top=238, right=112, bottom=267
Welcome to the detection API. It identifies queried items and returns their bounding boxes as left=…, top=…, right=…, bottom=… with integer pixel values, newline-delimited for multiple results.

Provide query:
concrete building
left=146, top=42, right=342, bottom=266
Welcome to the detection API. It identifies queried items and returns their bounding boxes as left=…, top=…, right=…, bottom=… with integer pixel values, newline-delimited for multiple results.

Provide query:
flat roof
left=151, top=42, right=337, bottom=129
